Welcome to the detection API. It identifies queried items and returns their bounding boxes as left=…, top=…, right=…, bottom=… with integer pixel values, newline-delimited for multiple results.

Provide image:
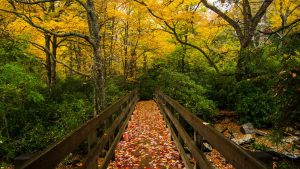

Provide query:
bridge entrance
left=16, top=91, right=269, bottom=169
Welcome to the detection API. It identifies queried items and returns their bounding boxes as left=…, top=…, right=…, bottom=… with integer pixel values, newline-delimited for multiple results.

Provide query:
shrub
left=235, top=78, right=278, bottom=127
left=157, top=69, right=217, bottom=120
left=138, top=71, right=158, bottom=100
left=105, top=77, right=127, bottom=104
left=208, top=75, right=237, bottom=109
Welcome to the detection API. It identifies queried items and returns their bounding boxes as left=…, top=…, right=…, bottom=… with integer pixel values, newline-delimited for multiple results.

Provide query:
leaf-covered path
left=108, top=100, right=185, bottom=169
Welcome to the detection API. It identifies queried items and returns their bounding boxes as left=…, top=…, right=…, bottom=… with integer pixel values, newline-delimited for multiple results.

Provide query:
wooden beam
left=100, top=96, right=138, bottom=169
left=157, top=99, right=213, bottom=169
left=157, top=100, right=193, bottom=169
left=19, top=91, right=136, bottom=169
left=156, top=91, right=268, bottom=169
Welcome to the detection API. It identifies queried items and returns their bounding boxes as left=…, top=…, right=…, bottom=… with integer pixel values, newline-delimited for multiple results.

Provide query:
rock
left=282, top=136, right=299, bottom=144
left=241, top=123, right=255, bottom=134
left=256, top=130, right=268, bottom=136
left=203, top=142, right=212, bottom=152
left=285, top=127, right=294, bottom=132
left=203, top=122, right=210, bottom=125
left=231, top=134, right=254, bottom=145
left=282, top=151, right=300, bottom=159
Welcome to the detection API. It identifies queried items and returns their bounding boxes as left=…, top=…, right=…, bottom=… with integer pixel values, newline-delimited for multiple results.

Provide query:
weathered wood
left=14, top=152, right=39, bottom=169
left=156, top=91, right=268, bottom=169
left=83, top=95, right=138, bottom=169
left=87, top=130, right=97, bottom=169
left=157, top=100, right=213, bottom=169
left=249, top=151, right=273, bottom=169
left=19, top=91, right=137, bottom=169
left=194, top=131, right=203, bottom=169
left=194, top=131, right=203, bottom=152
left=100, top=96, right=138, bottom=169
left=157, top=102, right=193, bottom=169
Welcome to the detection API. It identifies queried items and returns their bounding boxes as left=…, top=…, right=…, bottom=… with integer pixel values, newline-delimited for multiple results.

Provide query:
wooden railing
left=155, top=91, right=268, bottom=169
left=17, top=90, right=139, bottom=169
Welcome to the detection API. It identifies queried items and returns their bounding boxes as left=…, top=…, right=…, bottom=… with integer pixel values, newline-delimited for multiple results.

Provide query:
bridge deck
left=108, top=101, right=185, bottom=169
left=16, top=91, right=267, bottom=169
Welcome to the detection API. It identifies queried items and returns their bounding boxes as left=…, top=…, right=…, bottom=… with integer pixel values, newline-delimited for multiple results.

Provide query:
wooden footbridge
left=16, top=90, right=270, bottom=169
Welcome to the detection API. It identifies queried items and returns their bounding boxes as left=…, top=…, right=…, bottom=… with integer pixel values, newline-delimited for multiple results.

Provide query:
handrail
left=155, top=90, right=268, bottom=169
left=18, top=90, right=139, bottom=169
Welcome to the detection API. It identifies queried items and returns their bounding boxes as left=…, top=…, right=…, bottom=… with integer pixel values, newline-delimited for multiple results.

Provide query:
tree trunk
left=143, top=54, right=147, bottom=72
left=123, top=21, right=129, bottom=80
left=2, top=113, right=10, bottom=139
left=108, top=17, right=116, bottom=76
left=236, top=46, right=253, bottom=80
left=102, top=24, right=107, bottom=79
left=45, top=34, right=52, bottom=87
left=180, top=35, right=187, bottom=73
left=130, top=51, right=137, bottom=79
left=86, top=0, right=105, bottom=114
left=75, top=44, right=81, bottom=71
left=51, top=35, right=57, bottom=85
left=92, top=46, right=105, bottom=115
left=69, top=53, right=73, bottom=77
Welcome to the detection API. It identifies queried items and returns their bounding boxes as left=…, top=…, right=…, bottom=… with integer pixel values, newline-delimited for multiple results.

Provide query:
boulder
left=241, top=123, right=255, bottom=134
left=256, top=130, right=268, bottom=136
left=231, top=134, right=254, bottom=145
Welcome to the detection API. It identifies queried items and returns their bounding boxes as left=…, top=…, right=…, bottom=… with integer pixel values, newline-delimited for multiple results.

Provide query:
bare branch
left=75, top=0, right=88, bottom=10
left=27, top=40, right=91, bottom=77
left=201, top=0, right=244, bottom=42
left=169, top=24, right=220, bottom=73
left=252, top=0, right=273, bottom=27
left=259, top=18, right=300, bottom=35
left=133, top=0, right=220, bottom=73
left=14, top=0, right=58, bottom=5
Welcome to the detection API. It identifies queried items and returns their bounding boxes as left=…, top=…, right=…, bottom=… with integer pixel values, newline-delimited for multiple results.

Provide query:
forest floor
left=108, top=101, right=184, bottom=169
left=210, top=110, right=300, bottom=169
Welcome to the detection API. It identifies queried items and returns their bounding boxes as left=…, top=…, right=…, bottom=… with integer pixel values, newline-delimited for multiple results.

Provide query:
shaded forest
left=0, top=0, right=299, bottom=168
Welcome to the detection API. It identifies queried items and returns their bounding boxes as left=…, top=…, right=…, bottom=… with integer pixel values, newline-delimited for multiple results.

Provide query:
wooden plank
left=83, top=96, right=138, bottom=169
left=194, top=131, right=203, bottom=169
left=157, top=91, right=268, bottom=169
left=157, top=101, right=193, bottom=169
left=100, top=96, right=138, bottom=169
left=87, top=130, right=98, bottom=169
left=19, top=91, right=135, bottom=169
left=157, top=100, right=213, bottom=169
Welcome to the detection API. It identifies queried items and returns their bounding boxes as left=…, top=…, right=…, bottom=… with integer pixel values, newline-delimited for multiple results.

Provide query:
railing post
left=107, top=116, right=113, bottom=150
left=98, top=124, right=105, bottom=158
left=194, top=131, right=204, bottom=169
left=177, top=114, right=184, bottom=145
left=88, top=130, right=98, bottom=169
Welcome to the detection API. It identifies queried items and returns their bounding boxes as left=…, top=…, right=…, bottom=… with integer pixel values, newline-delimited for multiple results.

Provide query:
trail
left=108, top=100, right=185, bottom=169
